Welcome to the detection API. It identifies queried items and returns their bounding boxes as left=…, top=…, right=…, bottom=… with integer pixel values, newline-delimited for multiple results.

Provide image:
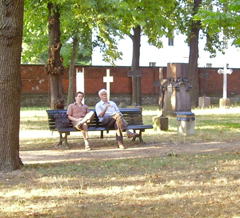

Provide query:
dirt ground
left=20, top=139, right=240, bottom=164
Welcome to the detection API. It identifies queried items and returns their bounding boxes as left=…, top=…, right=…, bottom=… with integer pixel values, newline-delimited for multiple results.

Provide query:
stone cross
left=127, top=69, right=142, bottom=77
left=200, top=67, right=210, bottom=96
left=103, top=69, right=113, bottom=99
left=153, top=68, right=167, bottom=110
left=76, top=67, right=85, bottom=104
left=128, top=61, right=142, bottom=106
left=218, top=64, right=233, bottom=99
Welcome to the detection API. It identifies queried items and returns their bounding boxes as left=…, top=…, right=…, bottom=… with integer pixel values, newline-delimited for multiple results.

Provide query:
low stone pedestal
left=198, top=96, right=210, bottom=108
left=219, top=98, right=230, bottom=108
left=153, top=115, right=168, bottom=131
left=176, top=112, right=195, bottom=136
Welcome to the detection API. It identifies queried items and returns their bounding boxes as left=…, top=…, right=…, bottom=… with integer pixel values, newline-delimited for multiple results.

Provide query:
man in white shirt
left=95, top=89, right=138, bottom=149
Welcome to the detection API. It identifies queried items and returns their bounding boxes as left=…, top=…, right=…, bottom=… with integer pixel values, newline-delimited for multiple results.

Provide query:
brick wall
left=198, top=68, right=240, bottom=98
left=21, top=65, right=240, bottom=106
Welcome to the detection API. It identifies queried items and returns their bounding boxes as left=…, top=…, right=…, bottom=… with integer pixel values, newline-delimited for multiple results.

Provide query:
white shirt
left=95, top=100, right=120, bottom=122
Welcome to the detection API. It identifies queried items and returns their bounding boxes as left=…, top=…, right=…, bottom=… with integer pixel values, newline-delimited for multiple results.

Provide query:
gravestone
left=103, top=69, right=113, bottom=99
left=163, top=63, right=192, bottom=116
left=174, top=77, right=192, bottom=111
left=128, top=68, right=142, bottom=106
left=162, top=63, right=194, bottom=135
left=153, top=68, right=168, bottom=131
left=76, top=68, right=85, bottom=104
left=128, top=59, right=142, bottom=106
left=218, top=64, right=233, bottom=108
left=198, top=67, right=210, bottom=108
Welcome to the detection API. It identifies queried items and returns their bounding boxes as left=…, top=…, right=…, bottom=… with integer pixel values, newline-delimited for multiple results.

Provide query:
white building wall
left=92, top=34, right=240, bottom=68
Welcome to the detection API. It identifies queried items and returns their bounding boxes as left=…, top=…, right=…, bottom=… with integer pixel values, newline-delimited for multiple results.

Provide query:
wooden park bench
left=46, top=108, right=153, bottom=148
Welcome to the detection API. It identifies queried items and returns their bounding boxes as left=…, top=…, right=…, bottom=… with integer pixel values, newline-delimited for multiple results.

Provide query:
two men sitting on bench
left=67, top=89, right=138, bottom=150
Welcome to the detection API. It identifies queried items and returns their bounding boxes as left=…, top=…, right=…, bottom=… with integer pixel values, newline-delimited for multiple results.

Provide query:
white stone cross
left=76, top=67, right=85, bottom=103
left=103, top=69, right=113, bottom=99
left=218, top=64, right=233, bottom=99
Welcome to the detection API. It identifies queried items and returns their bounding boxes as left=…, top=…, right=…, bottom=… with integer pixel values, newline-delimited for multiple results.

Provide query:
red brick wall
left=21, top=65, right=240, bottom=97
left=198, top=68, right=240, bottom=97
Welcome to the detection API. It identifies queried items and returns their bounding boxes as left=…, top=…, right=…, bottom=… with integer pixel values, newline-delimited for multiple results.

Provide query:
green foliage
left=23, top=0, right=93, bottom=65
left=175, top=0, right=231, bottom=56
left=196, top=0, right=240, bottom=49
left=23, top=0, right=49, bottom=63
left=114, top=0, right=177, bottom=49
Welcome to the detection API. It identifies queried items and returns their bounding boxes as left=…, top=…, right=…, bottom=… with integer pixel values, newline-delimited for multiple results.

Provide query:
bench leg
left=131, top=130, right=143, bottom=142
left=57, top=132, right=70, bottom=148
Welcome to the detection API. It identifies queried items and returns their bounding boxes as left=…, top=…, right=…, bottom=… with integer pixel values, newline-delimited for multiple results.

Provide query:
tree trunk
left=188, top=0, right=202, bottom=107
left=67, top=36, right=78, bottom=106
left=0, top=0, right=24, bottom=172
left=44, top=3, right=65, bottom=109
left=130, top=26, right=141, bottom=106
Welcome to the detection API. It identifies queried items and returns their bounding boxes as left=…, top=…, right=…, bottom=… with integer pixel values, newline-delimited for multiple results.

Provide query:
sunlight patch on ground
left=193, top=106, right=240, bottom=115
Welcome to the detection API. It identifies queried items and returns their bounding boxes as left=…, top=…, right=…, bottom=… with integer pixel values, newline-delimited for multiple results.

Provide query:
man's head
left=98, top=89, right=108, bottom=102
left=75, top=91, right=84, bottom=103
left=98, top=89, right=107, bottom=96
left=75, top=91, right=84, bottom=97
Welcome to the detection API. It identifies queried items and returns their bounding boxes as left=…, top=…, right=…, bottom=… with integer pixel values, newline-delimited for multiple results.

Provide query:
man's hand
left=105, top=103, right=111, bottom=109
left=76, top=118, right=83, bottom=122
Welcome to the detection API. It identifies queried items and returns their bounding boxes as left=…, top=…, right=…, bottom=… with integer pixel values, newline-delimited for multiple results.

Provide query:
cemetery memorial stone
left=153, top=68, right=168, bottom=131
left=162, top=63, right=195, bottom=135
left=176, top=111, right=195, bottom=135
left=198, top=67, right=210, bottom=108
left=218, top=64, right=233, bottom=108
left=163, top=63, right=192, bottom=116
left=103, top=69, right=113, bottom=100
left=76, top=68, right=85, bottom=103
left=128, top=61, right=142, bottom=106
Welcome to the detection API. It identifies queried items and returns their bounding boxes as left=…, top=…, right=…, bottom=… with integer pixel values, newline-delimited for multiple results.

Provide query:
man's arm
left=96, top=102, right=111, bottom=117
left=67, top=104, right=82, bottom=122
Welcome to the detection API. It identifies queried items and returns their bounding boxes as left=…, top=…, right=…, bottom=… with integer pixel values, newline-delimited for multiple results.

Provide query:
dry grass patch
left=1, top=153, right=240, bottom=217
left=2, top=106, right=238, bottom=217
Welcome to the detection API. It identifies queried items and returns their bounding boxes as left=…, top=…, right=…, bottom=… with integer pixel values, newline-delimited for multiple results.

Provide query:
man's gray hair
left=98, top=89, right=107, bottom=96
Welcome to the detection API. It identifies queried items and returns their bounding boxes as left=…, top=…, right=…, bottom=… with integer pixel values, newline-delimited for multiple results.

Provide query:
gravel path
left=20, top=139, right=240, bottom=164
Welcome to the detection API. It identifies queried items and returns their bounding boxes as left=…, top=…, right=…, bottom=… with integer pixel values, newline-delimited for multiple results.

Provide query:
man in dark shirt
left=67, top=91, right=94, bottom=151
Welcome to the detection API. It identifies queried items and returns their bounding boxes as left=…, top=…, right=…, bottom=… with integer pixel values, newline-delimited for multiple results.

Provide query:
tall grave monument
left=153, top=68, right=168, bottom=131
left=162, top=63, right=195, bottom=135
left=163, top=63, right=192, bottom=116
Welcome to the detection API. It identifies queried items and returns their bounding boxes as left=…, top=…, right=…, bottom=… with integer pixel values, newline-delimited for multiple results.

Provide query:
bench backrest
left=46, top=108, right=143, bottom=131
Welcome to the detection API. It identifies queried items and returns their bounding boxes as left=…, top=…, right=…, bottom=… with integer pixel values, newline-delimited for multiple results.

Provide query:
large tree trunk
left=188, top=0, right=202, bottom=107
left=67, top=36, right=78, bottom=106
left=0, top=0, right=24, bottom=172
left=44, top=3, right=65, bottom=109
left=130, top=26, right=141, bottom=106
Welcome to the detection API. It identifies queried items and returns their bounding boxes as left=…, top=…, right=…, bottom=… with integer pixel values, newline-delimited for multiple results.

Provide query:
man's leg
left=102, top=114, right=125, bottom=149
left=76, top=111, right=95, bottom=130
left=112, top=113, right=138, bottom=139
left=81, top=123, right=91, bottom=151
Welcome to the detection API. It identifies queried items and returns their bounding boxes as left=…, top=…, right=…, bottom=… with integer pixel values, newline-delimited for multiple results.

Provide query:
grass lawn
left=0, top=106, right=240, bottom=217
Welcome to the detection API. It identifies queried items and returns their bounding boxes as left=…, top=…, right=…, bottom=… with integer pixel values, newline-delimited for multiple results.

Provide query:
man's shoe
left=118, top=144, right=126, bottom=149
left=127, top=130, right=138, bottom=138
left=76, top=112, right=95, bottom=130
left=85, top=145, right=91, bottom=151
left=75, top=123, right=83, bottom=130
